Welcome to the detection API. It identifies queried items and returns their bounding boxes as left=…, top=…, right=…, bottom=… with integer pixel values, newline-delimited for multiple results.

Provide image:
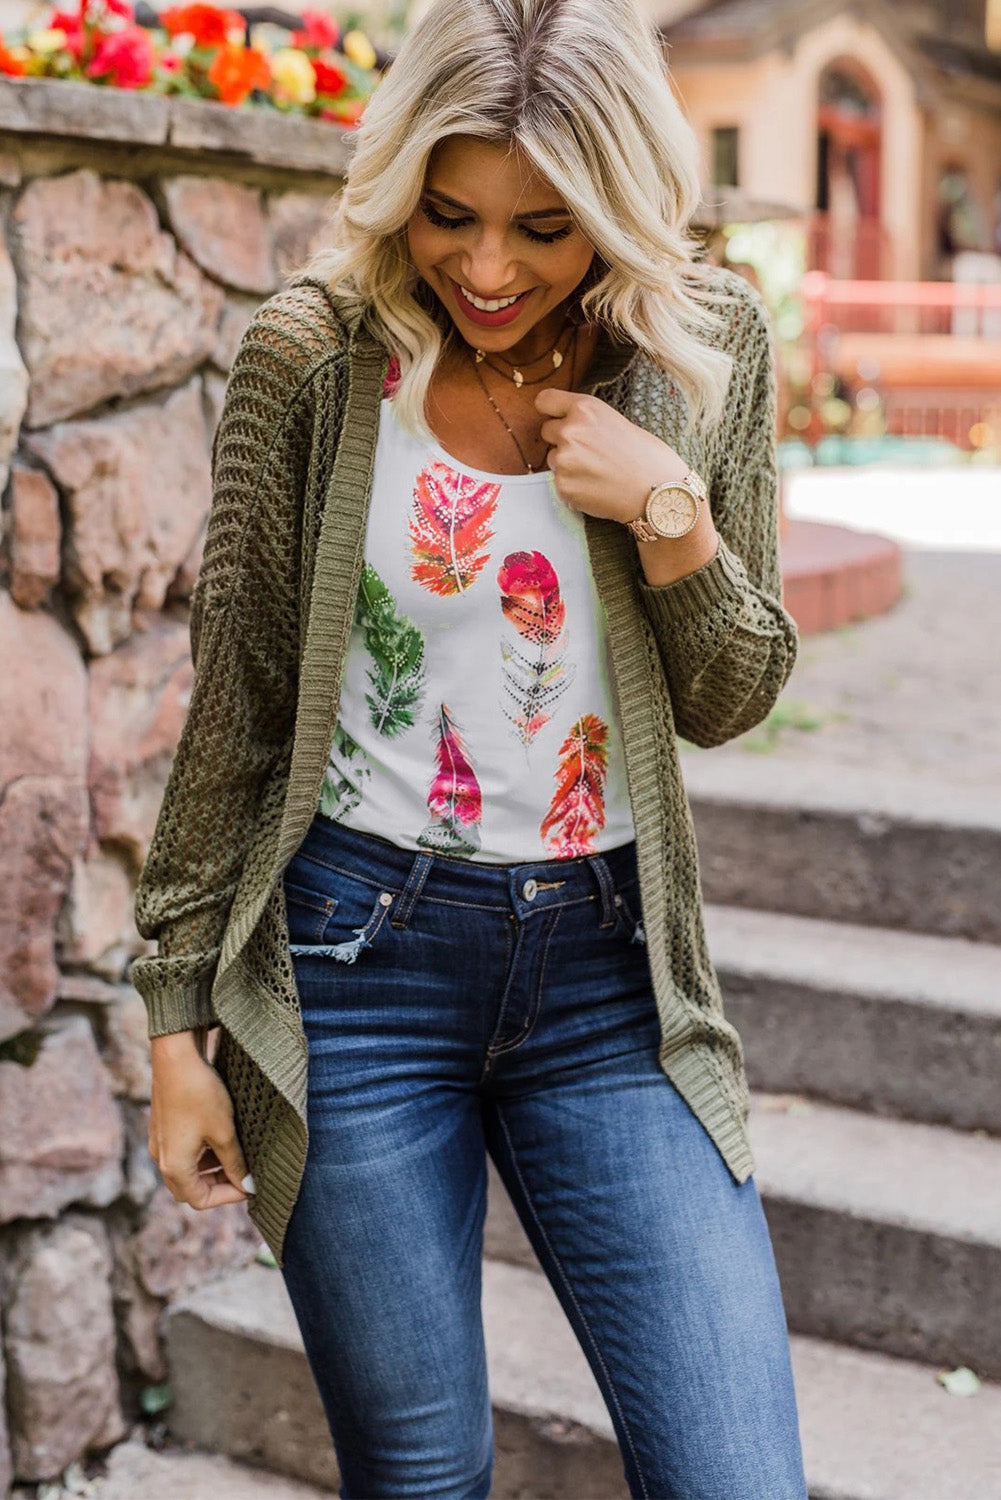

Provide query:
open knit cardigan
left=131, top=266, right=798, bottom=1266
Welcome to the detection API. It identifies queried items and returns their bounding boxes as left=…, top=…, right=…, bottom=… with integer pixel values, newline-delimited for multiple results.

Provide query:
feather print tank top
left=314, top=364, right=636, bottom=863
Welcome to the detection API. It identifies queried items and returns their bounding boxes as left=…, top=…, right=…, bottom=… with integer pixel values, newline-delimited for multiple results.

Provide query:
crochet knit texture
left=131, top=267, right=799, bottom=1265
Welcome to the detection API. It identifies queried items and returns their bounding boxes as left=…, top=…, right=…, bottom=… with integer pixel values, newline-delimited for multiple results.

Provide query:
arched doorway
left=811, top=60, right=888, bottom=279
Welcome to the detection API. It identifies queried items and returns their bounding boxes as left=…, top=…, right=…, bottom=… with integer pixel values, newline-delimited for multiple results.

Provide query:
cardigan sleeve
left=633, top=282, right=799, bottom=749
left=129, top=288, right=342, bottom=1038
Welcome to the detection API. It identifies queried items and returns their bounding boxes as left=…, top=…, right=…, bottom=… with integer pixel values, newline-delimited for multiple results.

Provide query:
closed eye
left=420, top=198, right=573, bottom=244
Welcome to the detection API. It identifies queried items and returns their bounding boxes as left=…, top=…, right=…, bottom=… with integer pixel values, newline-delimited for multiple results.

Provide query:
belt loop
left=391, top=849, right=434, bottom=929
left=587, top=854, right=618, bottom=929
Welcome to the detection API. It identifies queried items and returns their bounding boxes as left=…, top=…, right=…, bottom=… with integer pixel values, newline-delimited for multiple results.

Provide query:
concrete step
left=485, top=1095, right=1001, bottom=1380
left=679, top=754, right=1001, bottom=942
left=72, top=1434, right=336, bottom=1498
left=162, top=1256, right=1001, bottom=1500
left=703, top=901, right=1001, bottom=1131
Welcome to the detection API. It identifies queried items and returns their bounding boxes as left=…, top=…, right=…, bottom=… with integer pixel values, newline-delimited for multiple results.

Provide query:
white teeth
left=458, top=284, right=523, bottom=312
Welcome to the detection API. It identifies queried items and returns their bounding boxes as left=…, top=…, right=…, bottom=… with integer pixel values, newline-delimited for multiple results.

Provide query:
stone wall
left=0, top=77, right=350, bottom=1488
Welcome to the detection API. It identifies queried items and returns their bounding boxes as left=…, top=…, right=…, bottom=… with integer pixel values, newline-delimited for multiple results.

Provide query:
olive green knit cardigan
left=131, top=267, right=798, bottom=1266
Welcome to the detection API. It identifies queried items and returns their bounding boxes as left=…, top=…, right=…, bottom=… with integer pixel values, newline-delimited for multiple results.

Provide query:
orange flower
left=207, top=40, right=270, bottom=104
left=0, top=41, right=28, bottom=74
left=160, top=2, right=244, bottom=46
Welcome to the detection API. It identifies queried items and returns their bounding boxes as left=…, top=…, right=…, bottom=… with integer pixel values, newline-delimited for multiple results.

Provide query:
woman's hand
left=535, top=386, right=722, bottom=587
left=148, top=1030, right=255, bottom=1210
left=535, top=386, right=693, bottom=524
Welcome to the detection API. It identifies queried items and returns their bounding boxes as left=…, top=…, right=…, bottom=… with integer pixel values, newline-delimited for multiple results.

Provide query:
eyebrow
left=424, top=187, right=572, bottom=221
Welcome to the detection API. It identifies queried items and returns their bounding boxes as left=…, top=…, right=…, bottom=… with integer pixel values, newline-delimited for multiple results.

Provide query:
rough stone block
left=163, top=175, right=276, bottom=295
left=88, top=615, right=193, bottom=859
left=8, top=465, right=60, bottom=609
left=24, top=377, right=211, bottom=654
left=12, top=168, right=223, bottom=427
left=1, top=1213, right=127, bottom=1481
left=0, top=1012, right=125, bottom=1221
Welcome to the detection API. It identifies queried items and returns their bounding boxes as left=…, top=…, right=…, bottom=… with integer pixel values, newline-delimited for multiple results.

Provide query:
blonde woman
left=133, top=0, right=808, bottom=1494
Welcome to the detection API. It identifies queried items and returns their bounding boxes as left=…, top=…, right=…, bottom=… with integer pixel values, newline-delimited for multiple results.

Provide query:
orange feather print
left=539, top=713, right=609, bottom=857
left=408, top=461, right=500, bottom=596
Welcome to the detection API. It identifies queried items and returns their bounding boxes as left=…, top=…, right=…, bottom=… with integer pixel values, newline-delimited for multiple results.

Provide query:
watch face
left=648, top=485, right=698, bottom=536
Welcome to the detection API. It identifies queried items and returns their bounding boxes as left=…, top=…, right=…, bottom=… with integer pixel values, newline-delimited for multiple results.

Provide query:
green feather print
left=319, top=722, right=372, bottom=820
left=356, top=563, right=427, bottom=737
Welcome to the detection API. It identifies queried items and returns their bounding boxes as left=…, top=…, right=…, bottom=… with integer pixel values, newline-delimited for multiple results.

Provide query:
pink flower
left=84, top=23, right=154, bottom=86
left=290, top=7, right=339, bottom=50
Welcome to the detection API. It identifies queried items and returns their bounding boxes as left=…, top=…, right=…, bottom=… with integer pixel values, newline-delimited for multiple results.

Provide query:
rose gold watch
left=625, top=469, right=708, bottom=542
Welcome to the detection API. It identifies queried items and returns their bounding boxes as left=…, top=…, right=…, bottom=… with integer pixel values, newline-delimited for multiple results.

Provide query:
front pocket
left=283, top=856, right=397, bottom=965
left=283, top=878, right=339, bottom=945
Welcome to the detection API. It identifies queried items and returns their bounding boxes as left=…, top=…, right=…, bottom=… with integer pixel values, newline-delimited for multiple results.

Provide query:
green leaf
left=139, top=1381, right=173, bottom=1414
left=936, top=1365, right=982, bottom=1397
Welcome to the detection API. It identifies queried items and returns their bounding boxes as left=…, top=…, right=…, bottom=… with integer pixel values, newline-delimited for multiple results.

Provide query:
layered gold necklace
left=466, top=319, right=579, bottom=475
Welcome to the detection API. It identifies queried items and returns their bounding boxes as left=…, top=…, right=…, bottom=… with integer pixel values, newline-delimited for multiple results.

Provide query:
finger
left=207, top=1126, right=253, bottom=1196
left=162, top=1154, right=248, bottom=1211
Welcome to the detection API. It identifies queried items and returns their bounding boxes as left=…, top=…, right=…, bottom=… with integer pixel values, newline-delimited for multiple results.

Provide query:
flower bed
left=0, top=0, right=381, bottom=125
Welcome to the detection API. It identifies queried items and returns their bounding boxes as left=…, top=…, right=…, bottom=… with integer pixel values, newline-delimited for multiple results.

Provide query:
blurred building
left=657, top=0, right=1001, bottom=281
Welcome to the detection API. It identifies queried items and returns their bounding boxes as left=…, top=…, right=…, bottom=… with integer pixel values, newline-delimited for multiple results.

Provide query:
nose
left=459, top=229, right=520, bottom=298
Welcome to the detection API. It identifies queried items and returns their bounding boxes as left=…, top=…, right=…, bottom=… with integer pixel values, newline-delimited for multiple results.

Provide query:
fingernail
left=241, top=1173, right=256, bottom=1193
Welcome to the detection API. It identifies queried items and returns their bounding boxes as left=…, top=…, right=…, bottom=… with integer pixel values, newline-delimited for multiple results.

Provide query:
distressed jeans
left=279, top=813, right=808, bottom=1500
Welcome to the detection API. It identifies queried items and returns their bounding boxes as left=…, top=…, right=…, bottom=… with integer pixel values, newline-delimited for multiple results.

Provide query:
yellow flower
left=342, top=28, right=375, bottom=70
left=27, top=27, right=69, bottom=53
left=270, top=46, right=316, bottom=105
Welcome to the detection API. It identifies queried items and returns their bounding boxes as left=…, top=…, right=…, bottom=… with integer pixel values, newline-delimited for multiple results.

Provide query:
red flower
left=48, top=7, right=84, bottom=56
left=0, top=41, right=27, bottom=74
left=312, top=57, right=347, bottom=95
left=290, top=7, right=338, bottom=50
left=206, top=40, right=270, bottom=104
left=84, top=24, right=154, bottom=86
left=159, top=2, right=245, bottom=46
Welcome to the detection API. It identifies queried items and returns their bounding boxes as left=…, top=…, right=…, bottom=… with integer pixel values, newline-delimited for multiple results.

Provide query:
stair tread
left=750, top=1092, right=1001, bottom=1242
left=680, top=750, right=1001, bottom=830
left=169, top=1258, right=1001, bottom=1499
left=705, top=902, right=1001, bottom=1014
left=484, top=1257, right=1001, bottom=1500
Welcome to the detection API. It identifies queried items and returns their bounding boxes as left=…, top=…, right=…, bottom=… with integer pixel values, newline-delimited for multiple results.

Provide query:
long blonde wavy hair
left=302, top=0, right=738, bottom=442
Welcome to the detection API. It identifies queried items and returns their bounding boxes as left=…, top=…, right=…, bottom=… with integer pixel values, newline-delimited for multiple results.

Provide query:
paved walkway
left=683, top=544, right=1000, bottom=790
left=784, top=465, right=1001, bottom=553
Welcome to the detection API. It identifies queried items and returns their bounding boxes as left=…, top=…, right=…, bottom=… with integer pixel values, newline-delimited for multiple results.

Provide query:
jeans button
left=522, top=877, right=538, bottom=901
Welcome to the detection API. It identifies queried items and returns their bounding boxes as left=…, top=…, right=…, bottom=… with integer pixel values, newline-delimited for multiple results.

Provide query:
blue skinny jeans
left=279, top=813, right=808, bottom=1500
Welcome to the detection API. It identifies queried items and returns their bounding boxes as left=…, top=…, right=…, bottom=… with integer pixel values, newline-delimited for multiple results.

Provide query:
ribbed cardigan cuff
left=634, top=534, right=751, bottom=631
left=138, top=973, right=218, bottom=1039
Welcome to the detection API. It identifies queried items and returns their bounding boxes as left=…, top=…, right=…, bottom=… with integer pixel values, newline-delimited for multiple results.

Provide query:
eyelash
left=420, top=199, right=573, bottom=244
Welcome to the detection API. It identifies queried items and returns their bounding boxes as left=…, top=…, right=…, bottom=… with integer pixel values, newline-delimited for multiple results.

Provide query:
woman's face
left=406, top=134, right=598, bottom=366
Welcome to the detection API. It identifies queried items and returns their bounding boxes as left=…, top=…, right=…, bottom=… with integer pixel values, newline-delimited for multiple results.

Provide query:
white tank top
left=315, top=387, right=636, bottom=863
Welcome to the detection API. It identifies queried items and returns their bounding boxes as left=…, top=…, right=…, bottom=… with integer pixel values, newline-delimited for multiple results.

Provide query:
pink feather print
left=382, top=353, right=401, bottom=400
left=540, top=713, right=609, bottom=857
left=408, top=462, right=499, bottom=596
left=418, top=703, right=483, bottom=854
left=496, top=550, right=574, bottom=746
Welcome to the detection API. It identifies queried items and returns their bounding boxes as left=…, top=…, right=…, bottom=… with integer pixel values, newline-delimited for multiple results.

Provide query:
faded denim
left=279, top=813, right=808, bottom=1500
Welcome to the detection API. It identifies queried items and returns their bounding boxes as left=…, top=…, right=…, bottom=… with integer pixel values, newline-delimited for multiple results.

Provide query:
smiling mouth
left=450, top=278, right=534, bottom=313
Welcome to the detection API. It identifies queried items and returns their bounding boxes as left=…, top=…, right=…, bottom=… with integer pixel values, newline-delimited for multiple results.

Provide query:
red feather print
left=539, top=713, right=609, bottom=857
left=409, top=462, right=500, bottom=596
left=418, top=703, right=483, bottom=854
left=496, top=550, right=574, bottom=746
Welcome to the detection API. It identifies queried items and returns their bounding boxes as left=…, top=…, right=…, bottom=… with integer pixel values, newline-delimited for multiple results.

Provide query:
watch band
left=625, top=469, right=706, bottom=543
